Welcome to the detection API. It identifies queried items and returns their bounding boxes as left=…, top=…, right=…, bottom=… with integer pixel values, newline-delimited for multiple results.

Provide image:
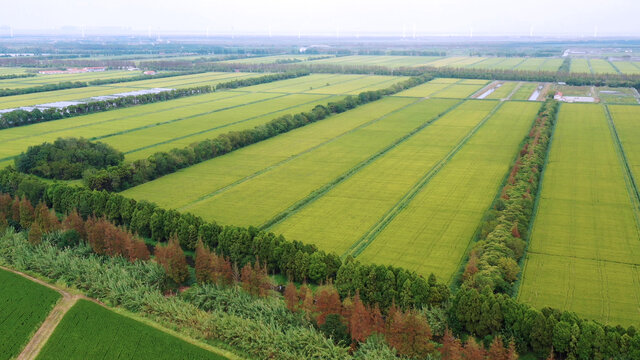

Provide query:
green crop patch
left=271, top=99, right=495, bottom=255
left=570, top=59, right=591, bottom=74
left=510, top=82, right=539, bottom=101
left=610, top=105, right=640, bottom=182
left=0, top=268, right=61, bottom=360
left=518, top=103, right=640, bottom=325
left=590, top=59, right=618, bottom=74
left=356, top=101, right=539, bottom=280
left=36, top=300, right=227, bottom=360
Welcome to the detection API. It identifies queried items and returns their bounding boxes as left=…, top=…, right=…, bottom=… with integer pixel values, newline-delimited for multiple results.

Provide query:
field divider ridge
left=90, top=93, right=290, bottom=142
left=179, top=97, right=429, bottom=212
left=344, top=101, right=506, bottom=259
left=504, top=82, right=523, bottom=101
left=123, top=94, right=337, bottom=156
left=257, top=98, right=468, bottom=231
left=603, top=104, right=640, bottom=232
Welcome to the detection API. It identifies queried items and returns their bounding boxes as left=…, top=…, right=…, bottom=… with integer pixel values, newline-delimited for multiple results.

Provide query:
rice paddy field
left=0, top=70, right=144, bottom=90
left=570, top=58, right=592, bottom=74
left=510, top=82, right=540, bottom=100
left=518, top=103, right=640, bottom=326
left=612, top=61, right=640, bottom=75
left=221, top=54, right=333, bottom=64
left=0, top=74, right=404, bottom=168
left=0, top=268, right=61, bottom=360
left=589, top=59, right=619, bottom=74
left=37, top=300, right=227, bottom=360
left=609, top=105, right=640, bottom=189
left=0, top=67, right=29, bottom=75
left=0, top=71, right=256, bottom=110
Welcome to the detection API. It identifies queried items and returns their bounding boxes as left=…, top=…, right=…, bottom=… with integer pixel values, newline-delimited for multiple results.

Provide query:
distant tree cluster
left=84, top=74, right=434, bottom=192
left=0, top=73, right=36, bottom=80
left=0, top=81, right=86, bottom=97
left=15, top=137, right=124, bottom=180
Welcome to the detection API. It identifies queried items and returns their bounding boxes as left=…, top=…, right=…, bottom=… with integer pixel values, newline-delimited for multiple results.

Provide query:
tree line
left=0, top=73, right=36, bottom=80
left=459, top=99, right=558, bottom=294
left=0, top=167, right=448, bottom=312
left=83, top=74, right=435, bottom=192
left=1, top=72, right=306, bottom=130
left=0, top=81, right=86, bottom=97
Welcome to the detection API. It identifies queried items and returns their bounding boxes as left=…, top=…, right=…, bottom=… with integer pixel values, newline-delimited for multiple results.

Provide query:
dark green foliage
left=37, top=300, right=226, bottom=360
left=15, top=137, right=124, bottom=180
left=0, top=81, right=86, bottom=98
left=0, top=168, right=448, bottom=311
left=0, top=268, right=61, bottom=360
left=84, top=74, right=434, bottom=192
left=319, top=314, right=351, bottom=345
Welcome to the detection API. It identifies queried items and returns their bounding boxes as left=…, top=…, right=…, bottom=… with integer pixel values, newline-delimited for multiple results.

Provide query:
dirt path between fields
left=0, top=265, right=102, bottom=360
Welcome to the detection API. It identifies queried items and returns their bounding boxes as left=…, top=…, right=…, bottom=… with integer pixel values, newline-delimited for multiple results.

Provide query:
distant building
left=554, top=92, right=563, bottom=100
left=143, top=70, right=157, bottom=75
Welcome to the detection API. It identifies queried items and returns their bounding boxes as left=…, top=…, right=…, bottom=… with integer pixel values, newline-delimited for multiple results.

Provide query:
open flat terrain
left=518, top=103, right=640, bottom=326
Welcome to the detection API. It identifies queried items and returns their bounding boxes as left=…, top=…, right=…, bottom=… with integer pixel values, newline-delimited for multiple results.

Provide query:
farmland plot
left=271, top=100, right=499, bottom=255
left=0, top=268, right=61, bottom=360
left=514, top=58, right=546, bottom=71
left=485, top=82, right=519, bottom=100
left=539, top=58, right=563, bottom=72
left=609, top=105, right=640, bottom=192
left=590, top=59, right=618, bottom=74
left=518, top=103, right=640, bottom=325
left=0, top=72, right=254, bottom=109
left=570, top=59, right=591, bottom=74
left=177, top=99, right=459, bottom=227
left=122, top=97, right=421, bottom=209
left=510, top=82, right=539, bottom=101
left=612, top=61, right=640, bottom=75
left=356, top=101, right=540, bottom=280
left=37, top=300, right=226, bottom=360
left=432, top=82, right=489, bottom=98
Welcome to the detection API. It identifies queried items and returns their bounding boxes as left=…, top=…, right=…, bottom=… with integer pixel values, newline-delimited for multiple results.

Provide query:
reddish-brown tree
left=27, top=225, right=43, bottom=245
left=11, top=197, right=20, bottom=224
left=62, top=209, right=86, bottom=239
left=19, top=197, right=34, bottom=229
left=507, top=340, right=519, bottom=360
left=195, top=239, right=213, bottom=283
left=241, top=261, right=272, bottom=296
left=462, top=337, right=486, bottom=360
left=463, top=252, right=479, bottom=283
left=315, top=284, right=342, bottom=326
left=385, top=308, right=434, bottom=357
left=33, top=202, right=61, bottom=234
left=369, top=304, right=385, bottom=336
left=439, top=329, right=463, bottom=360
left=155, top=235, right=189, bottom=284
left=212, top=255, right=233, bottom=285
left=349, top=291, right=373, bottom=343
left=487, top=336, right=508, bottom=360
left=283, top=281, right=298, bottom=312
left=511, top=222, right=521, bottom=238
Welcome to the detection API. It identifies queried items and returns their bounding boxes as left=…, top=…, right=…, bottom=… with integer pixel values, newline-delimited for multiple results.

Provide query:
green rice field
left=37, top=300, right=227, bottom=360
left=518, top=103, right=640, bottom=326
left=510, top=82, right=540, bottom=100
left=356, top=101, right=539, bottom=280
left=570, top=59, right=592, bottom=74
left=0, top=268, right=61, bottom=360
left=590, top=59, right=618, bottom=74
left=0, top=74, right=403, bottom=167
left=0, top=70, right=143, bottom=90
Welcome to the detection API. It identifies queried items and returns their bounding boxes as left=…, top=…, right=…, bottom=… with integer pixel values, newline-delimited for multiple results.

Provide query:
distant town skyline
left=1, top=0, right=639, bottom=38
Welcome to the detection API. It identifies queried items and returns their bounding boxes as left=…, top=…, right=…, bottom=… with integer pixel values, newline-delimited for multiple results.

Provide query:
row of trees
left=0, top=85, right=211, bottom=129
left=0, top=167, right=448, bottom=311
left=450, top=286, right=640, bottom=359
left=460, top=100, right=558, bottom=294
left=15, top=137, right=124, bottom=180
left=0, top=80, right=86, bottom=97
left=0, top=73, right=36, bottom=80
left=83, top=74, right=435, bottom=192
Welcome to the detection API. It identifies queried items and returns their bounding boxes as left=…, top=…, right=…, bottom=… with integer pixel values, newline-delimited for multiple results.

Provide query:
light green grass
left=37, top=300, right=228, bottom=360
left=610, top=105, right=640, bottom=192
left=612, top=61, right=640, bottom=75
left=432, top=82, right=488, bottom=98
left=356, top=101, right=539, bottom=280
left=518, top=103, right=640, bottom=326
left=514, top=58, right=546, bottom=71
left=589, top=59, right=618, bottom=74
left=570, top=59, right=592, bottom=74
left=179, top=98, right=459, bottom=227
left=0, top=268, right=61, bottom=360
left=272, top=100, right=495, bottom=255
left=122, top=97, right=419, bottom=211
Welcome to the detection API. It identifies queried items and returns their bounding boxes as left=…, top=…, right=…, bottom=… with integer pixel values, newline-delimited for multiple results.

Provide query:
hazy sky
left=2, top=0, right=639, bottom=37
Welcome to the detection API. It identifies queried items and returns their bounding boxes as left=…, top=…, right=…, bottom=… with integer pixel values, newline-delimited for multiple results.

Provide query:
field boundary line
left=505, top=82, right=523, bottom=101
left=91, top=93, right=290, bottom=142
left=603, top=104, right=640, bottom=235
left=511, top=102, right=560, bottom=298
left=608, top=60, right=623, bottom=75
left=258, top=99, right=467, bottom=230
left=0, top=265, right=244, bottom=360
left=525, top=250, right=640, bottom=267
left=586, top=59, right=595, bottom=75
left=427, top=78, right=465, bottom=97
left=344, top=101, right=505, bottom=259
left=179, top=97, right=429, bottom=212
left=510, top=58, right=528, bottom=70
left=124, top=94, right=337, bottom=156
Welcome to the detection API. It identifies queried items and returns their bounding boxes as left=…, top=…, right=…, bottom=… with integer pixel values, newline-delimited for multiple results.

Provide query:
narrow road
left=0, top=266, right=83, bottom=360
